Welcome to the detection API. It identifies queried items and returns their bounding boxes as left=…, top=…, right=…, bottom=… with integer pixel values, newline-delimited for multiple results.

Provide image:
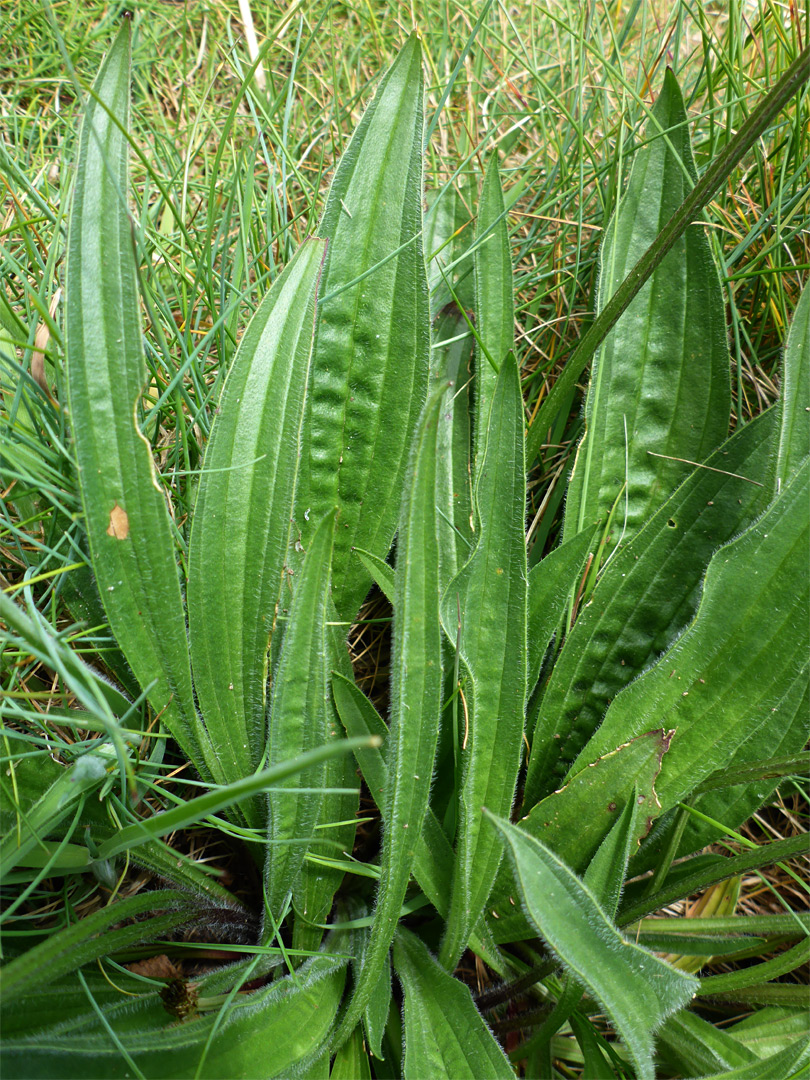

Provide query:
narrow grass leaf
left=565, top=69, right=730, bottom=548
left=657, top=1010, right=758, bottom=1077
left=570, top=459, right=810, bottom=815
left=95, top=737, right=371, bottom=861
left=0, top=890, right=195, bottom=997
left=525, top=409, right=776, bottom=806
left=334, top=388, right=444, bottom=1045
left=187, top=239, right=326, bottom=796
left=296, top=34, right=430, bottom=621
left=439, top=352, right=527, bottom=969
left=264, top=510, right=336, bottom=916
left=489, top=812, right=699, bottom=1080
left=65, top=24, right=201, bottom=766
left=394, top=928, right=514, bottom=1080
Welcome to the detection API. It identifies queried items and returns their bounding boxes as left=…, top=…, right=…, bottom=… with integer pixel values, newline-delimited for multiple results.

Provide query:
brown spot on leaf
left=107, top=503, right=129, bottom=539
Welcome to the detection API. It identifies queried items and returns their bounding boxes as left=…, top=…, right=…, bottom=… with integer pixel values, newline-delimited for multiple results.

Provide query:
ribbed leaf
left=0, top=949, right=347, bottom=1080
left=296, top=34, right=430, bottom=621
left=292, top=611, right=361, bottom=953
left=571, top=458, right=810, bottom=816
left=65, top=24, right=203, bottom=767
left=334, top=389, right=444, bottom=1044
left=426, top=181, right=475, bottom=591
left=472, top=157, right=514, bottom=479
left=527, top=526, right=596, bottom=689
left=525, top=408, right=775, bottom=807
left=565, top=68, right=730, bottom=549
left=489, top=731, right=668, bottom=943
left=187, top=239, right=326, bottom=799
left=330, top=1026, right=372, bottom=1079
left=439, top=352, right=528, bottom=968
left=394, top=929, right=513, bottom=1080
left=264, top=510, right=336, bottom=919
left=775, top=282, right=810, bottom=492
left=489, top=813, right=699, bottom=1080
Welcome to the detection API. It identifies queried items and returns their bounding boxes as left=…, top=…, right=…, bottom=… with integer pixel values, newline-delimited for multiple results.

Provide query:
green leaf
left=363, top=949, right=392, bottom=1062
left=0, top=948, right=347, bottom=1080
left=439, top=352, right=527, bottom=969
left=0, top=741, right=116, bottom=882
left=0, top=890, right=196, bottom=998
left=292, top=610, right=360, bottom=952
left=775, top=270, right=810, bottom=494
left=527, top=526, right=596, bottom=690
left=65, top=24, right=202, bottom=768
left=330, top=1025, right=372, bottom=1079
left=525, top=45, right=810, bottom=469
left=394, top=928, right=514, bottom=1080
left=565, top=69, right=730, bottom=549
left=693, top=1034, right=810, bottom=1079
left=488, top=812, right=699, bottom=1080
left=334, top=388, right=444, bottom=1044
left=187, top=239, right=326, bottom=800
left=570, top=458, right=810, bottom=817
left=525, top=408, right=776, bottom=806
left=296, top=34, right=430, bottom=622
left=657, top=1009, right=758, bottom=1076
left=728, top=1008, right=810, bottom=1060
left=264, top=510, right=336, bottom=918
left=699, top=938, right=810, bottom=996
left=489, top=731, right=671, bottom=943
left=473, top=157, right=514, bottom=478
left=351, top=547, right=395, bottom=604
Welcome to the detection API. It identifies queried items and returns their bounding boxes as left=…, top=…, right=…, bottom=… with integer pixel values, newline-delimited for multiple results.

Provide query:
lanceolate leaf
left=527, top=526, right=596, bottom=689
left=264, top=510, right=336, bottom=918
left=292, top=610, right=361, bottom=952
left=489, top=813, right=699, bottom=1080
left=0, top=948, right=347, bottom=1080
left=296, top=34, right=430, bottom=622
left=65, top=24, right=203, bottom=769
left=565, top=68, right=730, bottom=549
left=394, top=929, right=514, bottom=1080
left=187, top=239, right=326, bottom=798
left=439, top=352, right=527, bottom=969
left=488, top=732, right=669, bottom=943
left=335, top=389, right=444, bottom=1044
left=775, top=279, right=810, bottom=493
left=473, top=157, right=514, bottom=479
left=571, top=458, right=810, bottom=816
left=525, top=408, right=776, bottom=807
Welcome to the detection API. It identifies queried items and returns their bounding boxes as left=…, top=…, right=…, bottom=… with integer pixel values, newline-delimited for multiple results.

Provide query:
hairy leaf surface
left=565, top=68, right=730, bottom=549
left=296, top=34, right=430, bottom=621
left=187, top=239, right=325, bottom=796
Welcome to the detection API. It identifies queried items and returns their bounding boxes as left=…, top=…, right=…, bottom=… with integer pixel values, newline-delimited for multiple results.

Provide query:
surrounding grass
left=1, top=0, right=808, bottom=1073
